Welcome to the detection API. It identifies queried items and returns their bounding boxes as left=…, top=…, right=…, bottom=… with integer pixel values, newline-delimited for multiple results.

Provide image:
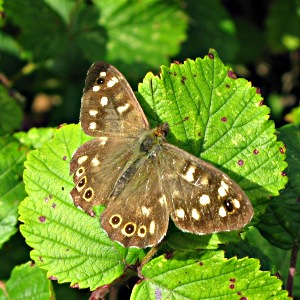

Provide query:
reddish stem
left=286, top=241, right=298, bottom=297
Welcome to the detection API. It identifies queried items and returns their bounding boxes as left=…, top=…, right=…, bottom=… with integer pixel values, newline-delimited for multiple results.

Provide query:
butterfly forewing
left=80, top=62, right=149, bottom=137
left=160, top=144, right=253, bottom=234
left=100, top=156, right=169, bottom=248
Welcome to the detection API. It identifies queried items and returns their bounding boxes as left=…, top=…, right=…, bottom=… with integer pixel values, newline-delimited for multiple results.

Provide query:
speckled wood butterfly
left=70, top=62, right=253, bottom=248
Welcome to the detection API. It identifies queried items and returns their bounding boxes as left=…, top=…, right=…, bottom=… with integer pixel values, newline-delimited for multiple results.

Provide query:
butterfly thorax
left=140, top=122, right=169, bottom=152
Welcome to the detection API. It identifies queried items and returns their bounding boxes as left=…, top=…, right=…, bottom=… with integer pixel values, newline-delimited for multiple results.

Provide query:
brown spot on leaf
left=227, top=70, right=237, bottom=79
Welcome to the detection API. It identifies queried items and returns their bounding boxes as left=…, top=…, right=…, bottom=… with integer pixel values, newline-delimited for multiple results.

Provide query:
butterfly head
left=139, top=122, right=169, bottom=153
left=155, top=122, right=169, bottom=138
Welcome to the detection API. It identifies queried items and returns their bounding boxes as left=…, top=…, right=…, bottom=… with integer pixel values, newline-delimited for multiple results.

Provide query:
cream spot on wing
left=100, top=71, right=106, bottom=77
left=117, top=103, right=130, bottom=114
left=218, top=186, right=227, bottom=197
left=89, top=122, right=97, bottom=130
left=219, top=206, right=227, bottom=217
left=89, top=109, right=98, bottom=117
left=192, top=208, right=200, bottom=220
left=149, top=221, right=155, bottom=235
left=223, top=174, right=229, bottom=180
left=199, top=175, right=209, bottom=185
left=107, top=76, right=119, bottom=87
left=221, top=181, right=229, bottom=191
left=91, top=157, right=100, bottom=167
left=233, top=199, right=240, bottom=209
left=76, top=205, right=84, bottom=211
left=182, top=165, right=196, bottom=182
left=175, top=208, right=185, bottom=219
left=159, top=195, right=167, bottom=206
left=99, top=137, right=108, bottom=145
left=100, top=96, right=108, bottom=106
left=93, top=86, right=100, bottom=92
left=78, top=155, right=88, bottom=164
left=199, top=194, right=210, bottom=205
left=141, top=206, right=150, bottom=216
left=172, top=191, right=179, bottom=198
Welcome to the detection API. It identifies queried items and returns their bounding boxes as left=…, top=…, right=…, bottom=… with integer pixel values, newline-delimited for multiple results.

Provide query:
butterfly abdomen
left=111, top=128, right=166, bottom=198
left=110, top=157, right=145, bottom=198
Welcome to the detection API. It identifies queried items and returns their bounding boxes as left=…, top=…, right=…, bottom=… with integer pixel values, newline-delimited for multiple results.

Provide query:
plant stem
left=287, top=241, right=298, bottom=297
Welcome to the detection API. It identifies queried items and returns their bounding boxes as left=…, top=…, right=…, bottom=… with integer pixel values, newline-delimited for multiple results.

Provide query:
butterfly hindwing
left=100, top=157, right=169, bottom=248
left=70, top=136, right=139, bottom=215
left=160, top=143, right=253, bottom=234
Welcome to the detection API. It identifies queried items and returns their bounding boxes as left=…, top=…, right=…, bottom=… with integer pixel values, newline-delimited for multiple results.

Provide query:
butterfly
left=70, top=62, right=253, bottom=248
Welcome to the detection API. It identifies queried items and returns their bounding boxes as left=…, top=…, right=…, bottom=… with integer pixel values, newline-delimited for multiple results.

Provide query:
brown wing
left=70, top=136, right=138, bottom=215
left=100, top=156, right=169, bottom=248
left=80, top=62, right=149, bottom=137
left=160, top=143, right=253, bottom=234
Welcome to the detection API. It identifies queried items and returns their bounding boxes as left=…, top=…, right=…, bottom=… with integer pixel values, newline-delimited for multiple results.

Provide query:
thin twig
left=286, top=241, right=298, bottom=297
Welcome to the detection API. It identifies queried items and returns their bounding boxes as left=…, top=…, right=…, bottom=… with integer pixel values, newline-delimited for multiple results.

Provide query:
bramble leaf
left=0, top=262, right=54, bottom=300
left=138, top=49, right=287, bottom=214
left=132, top=251, right=288, bottom=300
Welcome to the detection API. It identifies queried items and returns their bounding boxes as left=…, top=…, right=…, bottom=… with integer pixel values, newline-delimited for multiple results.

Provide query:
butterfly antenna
left=168, top=116, right=189, bottom=128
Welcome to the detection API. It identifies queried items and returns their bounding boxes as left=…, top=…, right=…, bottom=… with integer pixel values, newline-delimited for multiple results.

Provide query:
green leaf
left=234, top=18, right=264, bottom=64
left=14, top=127, right=55, bottom=149
left=73, top=5, right=107, bottom=62
left=0, top=86, right=23, bottom=134
left=5, top=0, right=187, bottom=75
left=256, top=125, right=300, bottom=249
left=179, top=0, right=239, bottom=63
left=19, top=124, right=145, bottom=290
left=5, top=0, right=68, bottom=61
left=244, top=226, right=300, bottom=298
left=0, top=127, right=55, bottom=250
left=95, top=0, right=187, bottom=66
left=138, top=49, right=287, bottom=212
left=266, top=0, right=300, bottom=52
left=0, top=135, right=28, bottom=249
left=285, top=105, right=300, bottom=125
left=43, top=0, right=74, bottom=24
left=0, top=262, right=54, bottom=300
left=132, top=251, right=288, bottom=299
left=166, top=221, right=241, bottom=251
left=0, top=32, right=23, bottom=58
left=225, top=238, right=276, bottom=272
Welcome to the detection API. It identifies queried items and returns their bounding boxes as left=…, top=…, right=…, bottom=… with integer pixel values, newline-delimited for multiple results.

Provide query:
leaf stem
left=287, top=241, right=298, bottom=297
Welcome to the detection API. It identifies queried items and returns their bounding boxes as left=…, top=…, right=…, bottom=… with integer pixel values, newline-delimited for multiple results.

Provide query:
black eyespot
left=139, top=227, right=145, bottom=234
left=78, top=177, right=86, bottom=187
left=223, top=198, right=234, bottom=212
left=97, top=77, right=105, bottom=84
left=77, top=167, right=84, bottom=175
left=125, top=223, right=135, bottom=234
left=85, top=189, right=93, bottom=199
left=111, top=215, right=121, bottom=225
